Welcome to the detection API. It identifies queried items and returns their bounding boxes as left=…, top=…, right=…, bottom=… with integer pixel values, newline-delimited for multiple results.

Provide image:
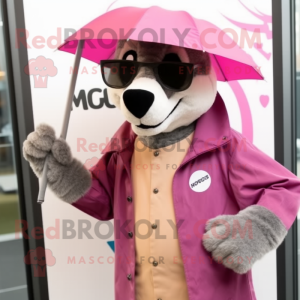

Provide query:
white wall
left=23, top=0, right=275, bottom=299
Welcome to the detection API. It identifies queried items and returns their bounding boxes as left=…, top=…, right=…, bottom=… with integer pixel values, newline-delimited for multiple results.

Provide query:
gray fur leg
left=23, top=123, right=92, bottom=203
left=23, top=124, right=56, bottom=176
left=203, top=205, right=287, bottom=274
left=47, top=154, right=91, bottom=204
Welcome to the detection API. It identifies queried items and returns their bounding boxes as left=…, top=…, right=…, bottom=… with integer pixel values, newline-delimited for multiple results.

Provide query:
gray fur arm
left=203, top=205, right=287, bottom=274
left=23, top=124, right=92, bottom=204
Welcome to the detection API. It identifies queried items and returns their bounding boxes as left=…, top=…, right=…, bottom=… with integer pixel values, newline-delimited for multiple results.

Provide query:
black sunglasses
left=100, top=60, right=209, bottom=92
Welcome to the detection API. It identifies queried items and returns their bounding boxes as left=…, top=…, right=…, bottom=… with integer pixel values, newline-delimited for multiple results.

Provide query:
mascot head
left=102, top=40, right=217, bottom=137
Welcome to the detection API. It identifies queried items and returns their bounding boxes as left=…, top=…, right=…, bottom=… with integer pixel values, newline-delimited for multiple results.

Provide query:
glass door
left=296, top=0, right=300, bottom=296
left=0, top=2, right=29, bottom=300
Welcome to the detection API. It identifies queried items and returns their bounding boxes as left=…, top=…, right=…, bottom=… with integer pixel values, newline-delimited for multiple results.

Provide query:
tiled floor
left=0, top=287, right=28, bottom=300
left=0, top=239, right=28, bottom=300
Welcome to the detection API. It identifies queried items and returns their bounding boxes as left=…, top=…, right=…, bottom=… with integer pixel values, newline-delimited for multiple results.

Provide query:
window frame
left=273, top=0, right=298, bottom=299
left=1, top=0, right=49, bottom=299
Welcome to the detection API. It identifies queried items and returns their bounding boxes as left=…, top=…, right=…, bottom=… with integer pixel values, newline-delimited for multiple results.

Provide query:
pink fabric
left=58, top=6, right=263, bottom=81
left=72, top=93, right=300, bottom=300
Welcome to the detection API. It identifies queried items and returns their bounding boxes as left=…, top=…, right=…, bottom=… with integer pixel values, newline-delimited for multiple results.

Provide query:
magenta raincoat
left=72, top=93, right=300, bottom=300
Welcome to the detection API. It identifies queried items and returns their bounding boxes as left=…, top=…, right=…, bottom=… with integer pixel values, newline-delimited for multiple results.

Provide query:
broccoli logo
left=24, top=247, right=56, bottom=277
left=24, top=56, right=58, bottom=88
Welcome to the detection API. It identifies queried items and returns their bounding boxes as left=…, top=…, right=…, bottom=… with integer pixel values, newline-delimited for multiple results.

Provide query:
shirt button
left=153, top=188, right=159, bottom=194
left=127, top=274, right=132, bottom=280
left=151, top=223, right=157, bottom=229
left=127, top=196, right=132, bottom=203
left=153, top=261, right=158, bottom=267
left=128, top=232, right=133, bottom=238
left=154, top=151, right=159, bottom=157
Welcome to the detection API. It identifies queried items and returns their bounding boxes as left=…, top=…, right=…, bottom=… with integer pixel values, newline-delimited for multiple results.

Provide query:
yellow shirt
left=131, top=133, right=193, bottom=300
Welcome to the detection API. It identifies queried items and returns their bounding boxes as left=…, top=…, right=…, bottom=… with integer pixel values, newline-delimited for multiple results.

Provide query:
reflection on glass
left=296, top=0, right=300, bottom=296
left=0, top=3, right=29, bottom=300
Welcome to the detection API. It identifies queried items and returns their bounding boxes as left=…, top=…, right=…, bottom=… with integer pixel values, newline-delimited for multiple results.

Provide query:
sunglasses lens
left=102, top=61, right=136, bottom=88
left=157, top=63, right=192, bottom=91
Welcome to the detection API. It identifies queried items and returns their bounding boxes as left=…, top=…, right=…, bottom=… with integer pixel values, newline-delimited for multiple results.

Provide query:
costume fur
left=23, top=41, right=287, bottom=279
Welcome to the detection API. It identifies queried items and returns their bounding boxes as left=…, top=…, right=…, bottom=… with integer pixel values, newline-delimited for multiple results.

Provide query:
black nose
left=123, top=89, right=155, bottom=119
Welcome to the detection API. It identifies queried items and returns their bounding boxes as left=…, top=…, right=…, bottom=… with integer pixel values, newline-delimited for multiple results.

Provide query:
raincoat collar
left=101, top=92, right=232, bottom=157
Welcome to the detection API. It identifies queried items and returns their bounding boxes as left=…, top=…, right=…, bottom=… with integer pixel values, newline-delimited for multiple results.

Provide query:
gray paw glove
left=203, top=205, right=287, bottom=274
left=23, top=124, right=92, bottom=204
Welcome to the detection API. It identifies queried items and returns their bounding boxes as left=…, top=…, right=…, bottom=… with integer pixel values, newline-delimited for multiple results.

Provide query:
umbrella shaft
left=61, top=40, right=85, bottom=139
left=38, top=40, right=85, bottom=203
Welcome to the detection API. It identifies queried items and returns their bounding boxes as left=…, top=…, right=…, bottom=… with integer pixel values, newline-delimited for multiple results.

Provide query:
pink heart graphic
left=260, top=95, right=269, bottom=108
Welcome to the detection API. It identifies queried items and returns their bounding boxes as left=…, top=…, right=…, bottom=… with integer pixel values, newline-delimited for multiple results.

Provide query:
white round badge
left=189, top=170, right=211, bottom=192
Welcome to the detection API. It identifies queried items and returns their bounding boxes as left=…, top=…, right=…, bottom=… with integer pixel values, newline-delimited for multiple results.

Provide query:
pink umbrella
left=59, top=6, right=263, bottom=81
left=38, top=6, right=263, bottom=202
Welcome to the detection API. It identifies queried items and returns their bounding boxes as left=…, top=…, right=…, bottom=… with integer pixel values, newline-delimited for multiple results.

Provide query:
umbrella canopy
left=58, top=6, right=263, bottom=81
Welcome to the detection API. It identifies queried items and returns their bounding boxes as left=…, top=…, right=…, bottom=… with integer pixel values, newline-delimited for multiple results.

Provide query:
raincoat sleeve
left=71, top=152, right=117, bottom=221
left=229, top=132, right=300, bottom=230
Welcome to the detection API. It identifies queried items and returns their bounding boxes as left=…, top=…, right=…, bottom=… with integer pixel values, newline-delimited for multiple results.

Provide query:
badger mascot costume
left=23, top=40, right=300, bottom=300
